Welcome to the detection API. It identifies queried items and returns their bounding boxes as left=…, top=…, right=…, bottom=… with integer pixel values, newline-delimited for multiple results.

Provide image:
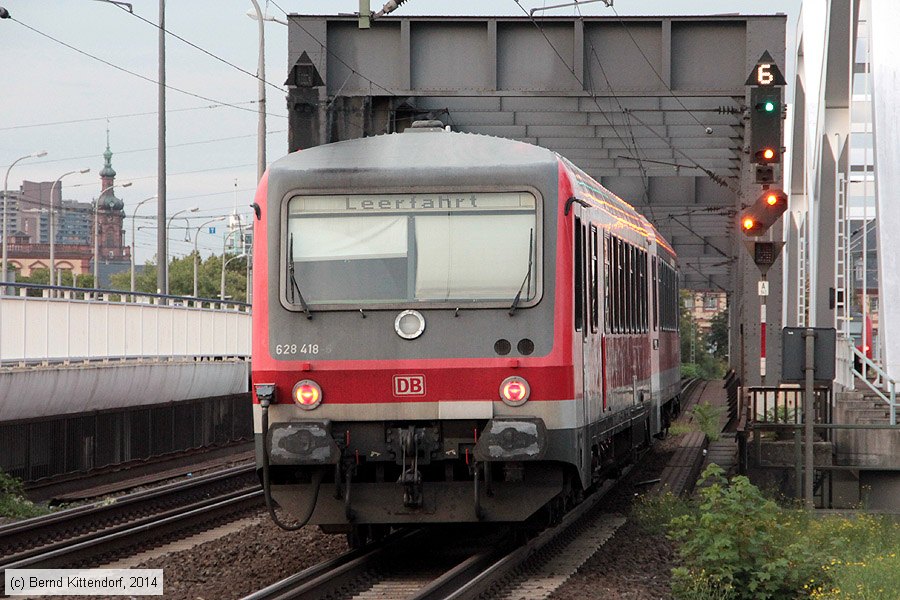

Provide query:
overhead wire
left=8, top=16, right=288, bottom=120
left=1, top=131, right=287, bottom=170
left=609, top=5, right=708, bottom=130
left=0, top=102, right=264, bottom=133
left=108, top=2, right=288, bottom=96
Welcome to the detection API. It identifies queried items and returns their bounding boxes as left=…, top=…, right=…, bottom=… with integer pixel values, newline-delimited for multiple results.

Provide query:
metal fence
left=0, top=282, right=251, bottom=366
left=0, top=394, right=253, bottom=482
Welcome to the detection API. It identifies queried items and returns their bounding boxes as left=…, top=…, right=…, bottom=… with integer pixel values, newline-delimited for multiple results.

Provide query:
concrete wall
left=0, top=360, right=249, bottom=422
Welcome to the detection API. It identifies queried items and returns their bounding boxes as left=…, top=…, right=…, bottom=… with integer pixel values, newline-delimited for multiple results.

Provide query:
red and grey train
left=251, top=124, right=681, bottom=538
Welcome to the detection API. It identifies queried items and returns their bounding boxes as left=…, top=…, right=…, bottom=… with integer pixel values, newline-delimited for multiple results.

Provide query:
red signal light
left=763, top=148, right=775, bottom=160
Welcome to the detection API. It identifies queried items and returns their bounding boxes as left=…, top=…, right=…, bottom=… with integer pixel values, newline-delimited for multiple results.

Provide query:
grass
left=0, top=470, right=50, bottom=519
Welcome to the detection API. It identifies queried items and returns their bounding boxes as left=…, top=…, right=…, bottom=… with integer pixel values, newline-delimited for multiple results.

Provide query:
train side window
left=590, top=225, right=598, bottom=333
left=652, top=256, right=658, bottom=331
left=604, top=233, right=611, bottom=333
left=583, top=224, right=589, bottom=339
left=641, top=250, right=648, bottom=332
left=616, top=238, right=624, bottom=334
left=574, top=217, right=583, bottom=332
left=626, top=243, right=634, bottom=334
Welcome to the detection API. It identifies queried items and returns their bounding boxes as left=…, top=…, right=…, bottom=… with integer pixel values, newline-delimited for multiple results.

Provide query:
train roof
left=269, top=130, right=676, bottom=258
left=269, top=130, right=559, bottom=174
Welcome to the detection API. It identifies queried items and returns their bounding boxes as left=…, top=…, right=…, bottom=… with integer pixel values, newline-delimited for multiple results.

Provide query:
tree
left=707, top=307, right=729, bottom=361
left=18, top=268, right=94, bottom=289
left=109, top=253, right=250, bottom=302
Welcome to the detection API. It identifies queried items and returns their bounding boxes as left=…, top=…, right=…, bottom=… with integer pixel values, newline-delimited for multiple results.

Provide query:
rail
left=0, top=282, right=251, bottom=366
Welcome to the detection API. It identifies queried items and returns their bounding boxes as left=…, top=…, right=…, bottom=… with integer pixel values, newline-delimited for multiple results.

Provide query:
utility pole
left=157, top=0, right=167, bottom=296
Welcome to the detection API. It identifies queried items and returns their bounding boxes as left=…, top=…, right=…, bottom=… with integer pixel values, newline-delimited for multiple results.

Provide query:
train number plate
left=393, top=374, right=426, bottom=397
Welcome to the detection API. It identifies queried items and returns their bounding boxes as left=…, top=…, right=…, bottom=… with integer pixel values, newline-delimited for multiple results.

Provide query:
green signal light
left=764, top=101, right=776, bottom=112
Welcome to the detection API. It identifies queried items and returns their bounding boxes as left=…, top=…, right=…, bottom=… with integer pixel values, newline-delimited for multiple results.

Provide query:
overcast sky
left=1, top=0, right=800, bottom=263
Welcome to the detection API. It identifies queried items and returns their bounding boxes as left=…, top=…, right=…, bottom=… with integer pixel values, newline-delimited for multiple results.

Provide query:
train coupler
left=397, top=426, right=425, bottom=508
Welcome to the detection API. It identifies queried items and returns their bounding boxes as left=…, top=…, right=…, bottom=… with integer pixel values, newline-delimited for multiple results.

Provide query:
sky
left=1, top=0, right=801, bottom=264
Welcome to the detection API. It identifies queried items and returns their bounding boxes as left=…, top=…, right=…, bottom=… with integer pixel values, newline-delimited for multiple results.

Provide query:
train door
left=649, top=253, right=662, bottom=434
left=574, top=212, right=602, bottom=428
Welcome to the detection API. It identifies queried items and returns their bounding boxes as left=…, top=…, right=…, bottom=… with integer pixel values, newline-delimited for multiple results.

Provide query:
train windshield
left=286, top=192, right=538, bottom=307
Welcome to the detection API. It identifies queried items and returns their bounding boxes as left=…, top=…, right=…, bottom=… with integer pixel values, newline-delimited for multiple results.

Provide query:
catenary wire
left=8, top=16, right=288, bottom=120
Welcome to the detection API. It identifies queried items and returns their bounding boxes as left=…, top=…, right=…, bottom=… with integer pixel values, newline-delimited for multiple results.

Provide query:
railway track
left=243, top=378, right=704, bottom=600
left=0, top=464, right=262, bottom=591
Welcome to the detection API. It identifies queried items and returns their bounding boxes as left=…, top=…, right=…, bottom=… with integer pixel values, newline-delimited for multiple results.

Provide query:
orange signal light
left=762, top=148, right=775, bottom=160
left=766, top=194, right=778, bottom=206
left=743, top=217, right=756, bottom=231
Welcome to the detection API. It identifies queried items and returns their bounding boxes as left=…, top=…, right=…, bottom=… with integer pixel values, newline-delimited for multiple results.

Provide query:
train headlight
left=292, top=379, right=322, bottom=410
left=394, top=310, right=425, bottom=340
left=499, top=376, right=530, bottom=406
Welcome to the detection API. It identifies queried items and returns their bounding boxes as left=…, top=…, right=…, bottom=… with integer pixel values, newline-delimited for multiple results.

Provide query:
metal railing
left=849, top=344, right=898, bottom=425
left=0, top=282, right=251, bottom=367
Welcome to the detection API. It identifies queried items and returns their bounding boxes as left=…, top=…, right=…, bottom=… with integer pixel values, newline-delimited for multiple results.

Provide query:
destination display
left=289, top=192, right=536, bottom=215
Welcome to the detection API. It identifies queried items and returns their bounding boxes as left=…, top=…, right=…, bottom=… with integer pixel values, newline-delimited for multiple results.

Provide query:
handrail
left=850, top=344, right=897, bottom=425
left=0, top=281, right=251, bottom=309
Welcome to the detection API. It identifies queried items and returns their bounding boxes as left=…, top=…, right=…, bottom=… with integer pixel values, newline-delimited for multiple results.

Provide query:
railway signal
left=746, top=52, right=786, bottom=177
left=740, top=188, right=788, bottom=237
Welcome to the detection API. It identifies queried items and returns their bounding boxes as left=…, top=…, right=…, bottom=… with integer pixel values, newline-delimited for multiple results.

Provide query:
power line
left=66, top=163, right=258, bottom=188
left=8, top=16, right=288, bottom=120
left=609, top=6, right=708, bottom=130
left=109, top=2, right=288, bottom=96
left=0, top=102, right=272, bottom=132
left=0, top=131, right=287, bottom=170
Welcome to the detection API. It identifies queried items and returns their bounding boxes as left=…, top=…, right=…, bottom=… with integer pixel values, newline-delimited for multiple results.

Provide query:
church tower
left=95, top=132, right=128, bottom=262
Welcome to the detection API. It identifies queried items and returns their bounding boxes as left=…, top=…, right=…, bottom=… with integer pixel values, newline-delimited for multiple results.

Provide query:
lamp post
left=164, top=207, right=198, bottom=295
left=130, top=195, right=157, bottom=293
left=221, top=229, right=243, bottom=301
left=247, top=0, right=266, bottom=182
left=221, top=252, right=247, bottom=301
left=49, top=168, right=90, bottom=287
left=94, top=181, right=131, bottom=288
left=193, top=216, right=226, bottom=298
left=3, top=150, right=47, bottom=284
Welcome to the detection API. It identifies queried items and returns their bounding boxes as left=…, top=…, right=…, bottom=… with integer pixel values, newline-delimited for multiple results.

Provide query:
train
left=250, top=122, right=681, bottom=544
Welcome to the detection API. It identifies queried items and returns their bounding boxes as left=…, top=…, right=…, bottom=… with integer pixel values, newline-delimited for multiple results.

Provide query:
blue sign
left=208, top=227, right=216, bottom=234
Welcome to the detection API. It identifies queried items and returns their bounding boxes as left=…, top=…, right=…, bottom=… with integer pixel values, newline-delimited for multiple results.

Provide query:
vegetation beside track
left=0, top=470, right=49, bottom=519
left=634, top=465, right=900, bottom=600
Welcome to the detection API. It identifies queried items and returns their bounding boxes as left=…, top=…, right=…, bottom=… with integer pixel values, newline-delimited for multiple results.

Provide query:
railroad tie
left=494, top=514, right=626, bottom=600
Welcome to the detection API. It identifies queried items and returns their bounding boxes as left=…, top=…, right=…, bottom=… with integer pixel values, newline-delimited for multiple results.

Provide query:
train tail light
left=500, top=376, right=531, bottom=406
left=293, top=379, right=323, bottom=410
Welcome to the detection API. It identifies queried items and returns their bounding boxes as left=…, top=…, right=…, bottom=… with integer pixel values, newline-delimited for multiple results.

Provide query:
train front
left=252, top=128, right=575, bottom=532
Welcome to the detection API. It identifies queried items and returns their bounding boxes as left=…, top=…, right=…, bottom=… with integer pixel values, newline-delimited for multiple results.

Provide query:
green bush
left=668, top=464, right=823, bottom=599
left=0, top=470, right=49, bottom=519
left=692, top=401, right=724, bottom=442
left=633, top=491, right=696, bottom=535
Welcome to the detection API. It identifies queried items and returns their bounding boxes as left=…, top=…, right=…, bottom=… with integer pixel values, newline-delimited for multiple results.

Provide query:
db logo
left=393, top=374, right=426, bottom=397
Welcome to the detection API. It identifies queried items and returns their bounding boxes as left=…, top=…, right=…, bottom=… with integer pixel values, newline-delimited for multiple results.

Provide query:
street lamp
left=165, top=206, right=198, bottom=295
left=247, top=0, right=268, bottom=181
left=193, top=216, right=226, bottom=298
left=94, top=181, right=132, bottom=288
left=221, top=252, right=247, bottom=301
left=49, top=168, right=90, bottom=287
left=2, top=150, right=47, bottom=284
left=130, top=195, right=157, bottom=293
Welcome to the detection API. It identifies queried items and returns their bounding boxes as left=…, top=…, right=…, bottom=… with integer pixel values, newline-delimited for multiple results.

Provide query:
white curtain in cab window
left=415, top=214, right=534, bottom=300
left=290, top=216, right=407, bottom=261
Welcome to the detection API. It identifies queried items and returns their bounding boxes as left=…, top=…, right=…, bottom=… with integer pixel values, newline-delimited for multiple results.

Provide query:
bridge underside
left=286, top=14, right=785, bottom=295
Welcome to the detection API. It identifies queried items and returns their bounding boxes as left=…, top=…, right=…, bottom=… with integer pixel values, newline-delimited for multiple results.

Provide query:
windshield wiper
left=509, top=228, right=534, bottom=316
left=288, top=233, right=313, bottom=319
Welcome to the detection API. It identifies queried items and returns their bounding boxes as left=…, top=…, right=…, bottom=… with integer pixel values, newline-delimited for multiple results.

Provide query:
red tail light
left=500, top=376, right=530, bottom=406
left=292, top=380, right=322, bottom=410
